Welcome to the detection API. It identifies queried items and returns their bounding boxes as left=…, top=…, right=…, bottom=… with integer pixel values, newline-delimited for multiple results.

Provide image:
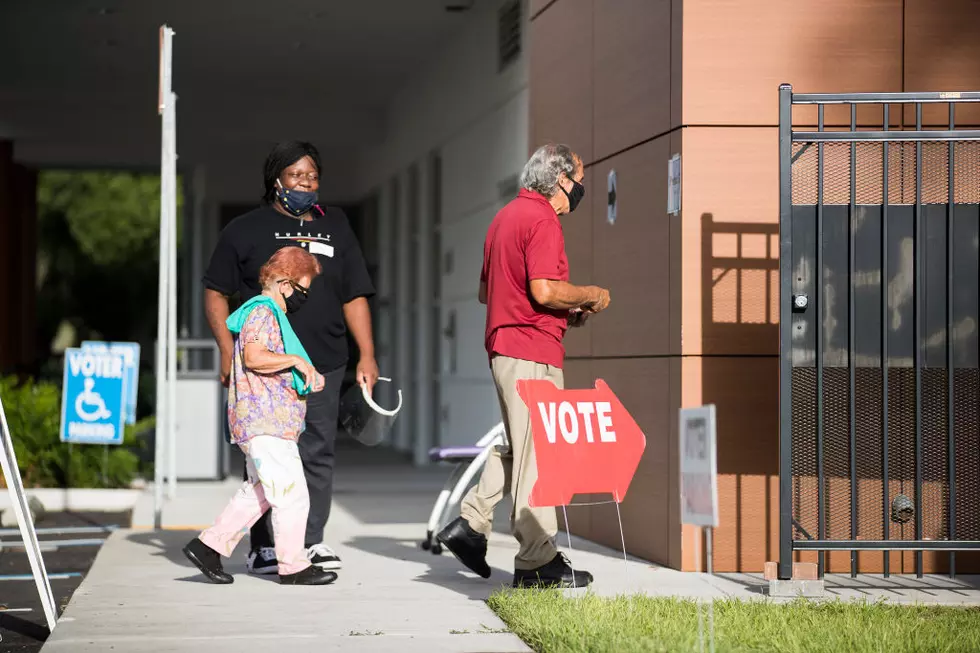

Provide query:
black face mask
left=561, top=178, right=586, bottom=213
left=282, top=283, right=309, bottom=314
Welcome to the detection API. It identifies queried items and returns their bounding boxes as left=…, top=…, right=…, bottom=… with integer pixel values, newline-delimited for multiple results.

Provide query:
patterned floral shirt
left=227, top=305, right=306, bottom=444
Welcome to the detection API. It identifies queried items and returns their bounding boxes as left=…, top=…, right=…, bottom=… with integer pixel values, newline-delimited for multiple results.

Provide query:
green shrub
left=0, top=376, right=149, bottom=489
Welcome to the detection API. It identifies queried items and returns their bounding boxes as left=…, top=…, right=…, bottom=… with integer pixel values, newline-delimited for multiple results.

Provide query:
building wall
left=354, top=1, right=531, bottom=457
left=531, top=0, right=980, bottom=572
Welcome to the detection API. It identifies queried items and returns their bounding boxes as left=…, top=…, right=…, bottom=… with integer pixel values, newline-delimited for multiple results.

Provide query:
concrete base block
left=769, top=578, right=826, bottom=598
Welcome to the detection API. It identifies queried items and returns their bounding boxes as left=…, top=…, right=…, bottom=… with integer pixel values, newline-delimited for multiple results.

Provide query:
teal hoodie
left=226, top=295, right=315, bottom=396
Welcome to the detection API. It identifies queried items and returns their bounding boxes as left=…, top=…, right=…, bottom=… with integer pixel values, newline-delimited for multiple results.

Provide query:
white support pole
left=154, top=25, right=175, bottom=526
left=0, top=397, right=58, bottom=632
left=165, top=88, right=178, bottom=500
left=413, top=156, right=434, bottom=466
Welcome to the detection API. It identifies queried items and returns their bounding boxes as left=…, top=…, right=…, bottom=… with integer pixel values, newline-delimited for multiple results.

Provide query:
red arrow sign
left=516, top=379, right=646, bottom=508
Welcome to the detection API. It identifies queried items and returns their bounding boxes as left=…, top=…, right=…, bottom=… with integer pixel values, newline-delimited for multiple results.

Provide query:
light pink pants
left=200, top=436, right=311, bottom=575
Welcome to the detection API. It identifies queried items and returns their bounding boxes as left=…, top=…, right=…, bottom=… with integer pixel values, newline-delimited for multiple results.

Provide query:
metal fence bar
left=816, top=104, right=827, bottom=579
left=914, top=103, right=925, bottom=579
left=848, top=103, right=858, bottom=578
left=881, top=103, right=891, bottom=578
left=794, top=131, right=980, bottom=142
left=947, top=102, right=957, bottom=578
left=793, top=540, right=980, bottom=551
left=794, top=91, right=980, bottom=104
left=778, top=83, right=795, bottom=581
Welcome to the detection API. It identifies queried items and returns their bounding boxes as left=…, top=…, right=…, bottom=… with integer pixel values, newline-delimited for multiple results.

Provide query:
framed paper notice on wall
left=679, top=404, right=718, bottom=528
left=667, top=154, right=681, bottom=215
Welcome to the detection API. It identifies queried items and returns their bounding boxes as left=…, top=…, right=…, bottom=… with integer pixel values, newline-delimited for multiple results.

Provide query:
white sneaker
left=307, top=543, right=342, bottom=570
left=246, top=547, right=279, bottom=575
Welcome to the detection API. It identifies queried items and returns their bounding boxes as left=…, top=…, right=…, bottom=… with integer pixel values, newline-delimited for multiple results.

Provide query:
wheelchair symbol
left=75, top=378, right=112, bottom=422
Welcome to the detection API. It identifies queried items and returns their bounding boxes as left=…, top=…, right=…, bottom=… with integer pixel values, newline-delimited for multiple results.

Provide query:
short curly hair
left=258, top=246, right=322, bottom=288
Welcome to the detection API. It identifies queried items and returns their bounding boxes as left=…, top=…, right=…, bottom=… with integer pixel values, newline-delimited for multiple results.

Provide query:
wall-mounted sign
left=606, top=169, right=617, bottom=225
left=667, top=154, right=681, bottom=215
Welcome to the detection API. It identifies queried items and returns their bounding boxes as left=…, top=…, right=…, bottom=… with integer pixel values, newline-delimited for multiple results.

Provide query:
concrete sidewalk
left=41, top=444, right=980, bottom=652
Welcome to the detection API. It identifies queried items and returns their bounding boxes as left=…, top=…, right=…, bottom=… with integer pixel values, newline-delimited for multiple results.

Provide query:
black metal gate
left=778, top=85, right=980, bottom=579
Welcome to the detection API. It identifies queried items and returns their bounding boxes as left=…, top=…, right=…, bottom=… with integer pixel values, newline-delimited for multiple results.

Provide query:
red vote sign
left=516, top=379, right=646, bottom=508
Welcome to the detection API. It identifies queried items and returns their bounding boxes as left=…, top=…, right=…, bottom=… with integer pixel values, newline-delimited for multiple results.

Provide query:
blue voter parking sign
left=61, top=348, right=127, bottom=445
left=81, top=341, right=140, bottom=424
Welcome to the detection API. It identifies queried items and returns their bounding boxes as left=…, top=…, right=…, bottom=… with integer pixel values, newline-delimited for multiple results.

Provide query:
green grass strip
left=488, top=589, right=980, bottom=653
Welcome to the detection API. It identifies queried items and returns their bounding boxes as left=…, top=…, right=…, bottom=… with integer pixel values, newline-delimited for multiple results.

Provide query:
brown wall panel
left=682, top=0, right=903, bottom=126
left=529, top=0, right=594, bottom=162
left=904, top=0, right=980, bottom=126
left=680, top=127, right=779, bottom=357
left=563, top=168, right=594, bottom=359
left=593, top=0, right=671, bottom=160
left=671, top=0, right=683, bottom=128
left=581, top=357, right=676, bottom=565
left=530, top=0, right=556, bottom=18
left=591, top=137, right=673, bottom=357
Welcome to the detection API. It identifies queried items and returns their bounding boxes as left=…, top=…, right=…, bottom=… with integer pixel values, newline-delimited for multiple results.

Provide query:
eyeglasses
left=283, top=171, right=319, bottom=183
left=279, top=279, right=309, bottom=296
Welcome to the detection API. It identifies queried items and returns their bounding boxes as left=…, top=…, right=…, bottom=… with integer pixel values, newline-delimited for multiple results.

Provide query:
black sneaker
left=183, top=538, right=233, bottom=584
left=246, top=547, right=279, bottom=575
left=280, top=565, right=339, bottom=586
left=306, top=543, right=342, bottom=570
left=513, top=553, right=593, bottom=589
left=436, top=517, right=491, bottom=579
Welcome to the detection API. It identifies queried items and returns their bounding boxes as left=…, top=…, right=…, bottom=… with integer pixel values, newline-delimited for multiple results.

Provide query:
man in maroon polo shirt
left=437, top=144, right=611, bottom=588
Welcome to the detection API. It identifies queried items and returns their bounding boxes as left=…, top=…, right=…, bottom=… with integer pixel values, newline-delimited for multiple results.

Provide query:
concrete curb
left=0, top=488, right=140, bottom=525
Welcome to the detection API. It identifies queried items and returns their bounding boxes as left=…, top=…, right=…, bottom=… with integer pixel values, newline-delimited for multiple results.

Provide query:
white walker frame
left=420, top=422, right=505, bottom=554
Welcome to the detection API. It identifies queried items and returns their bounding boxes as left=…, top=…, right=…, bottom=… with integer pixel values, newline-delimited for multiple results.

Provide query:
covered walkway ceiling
left=0, top=0, right=468, bottom=200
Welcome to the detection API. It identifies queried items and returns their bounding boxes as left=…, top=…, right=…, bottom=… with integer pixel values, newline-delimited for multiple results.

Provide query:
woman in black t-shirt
left=202, top=141, right=378, bottom=576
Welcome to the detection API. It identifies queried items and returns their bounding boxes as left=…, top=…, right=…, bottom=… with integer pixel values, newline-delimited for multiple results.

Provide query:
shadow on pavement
left=343, top=534, right=513, bottom=601
left=0, top=612, right=49, bottom=644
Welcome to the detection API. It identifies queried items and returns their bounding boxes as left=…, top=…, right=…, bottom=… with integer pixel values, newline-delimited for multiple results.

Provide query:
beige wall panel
left=682, top=0, right=903, bottom=126
left=529, top=0, right=595, bottom=162
left=680, top=127, right=779, bottom=357
left=593, top=0, right=672, bottom=160
left=563, top=168, right=594, bottom=359
left=591, top=137, right=672, bottom=357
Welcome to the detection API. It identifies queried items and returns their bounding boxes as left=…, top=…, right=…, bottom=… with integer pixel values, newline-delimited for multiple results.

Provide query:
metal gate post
left=777, top=83, right=794, bottom=581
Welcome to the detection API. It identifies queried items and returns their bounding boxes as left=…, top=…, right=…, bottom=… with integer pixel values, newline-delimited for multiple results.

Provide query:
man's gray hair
left=519, top=144, right=577, bottom=197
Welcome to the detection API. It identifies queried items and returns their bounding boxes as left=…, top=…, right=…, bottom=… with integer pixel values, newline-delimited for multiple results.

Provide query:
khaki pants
left=460, top=355, right=561, bottom=570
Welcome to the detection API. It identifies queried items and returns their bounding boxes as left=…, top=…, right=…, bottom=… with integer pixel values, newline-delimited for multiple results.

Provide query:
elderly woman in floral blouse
left=183, top=246, right=336, bottom=586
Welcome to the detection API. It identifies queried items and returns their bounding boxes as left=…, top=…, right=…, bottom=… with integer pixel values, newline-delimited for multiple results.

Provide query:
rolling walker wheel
left=431, top=543, right=443, bottom=555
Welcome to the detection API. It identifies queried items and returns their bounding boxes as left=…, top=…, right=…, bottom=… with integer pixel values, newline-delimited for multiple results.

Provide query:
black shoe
left=436, top=517, right=491, bottom=579
left=513, top=553, right=593, bottom=589
left=279, top=565, right=339, bottom=586
left=183, top=538, right=234, bottom=584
